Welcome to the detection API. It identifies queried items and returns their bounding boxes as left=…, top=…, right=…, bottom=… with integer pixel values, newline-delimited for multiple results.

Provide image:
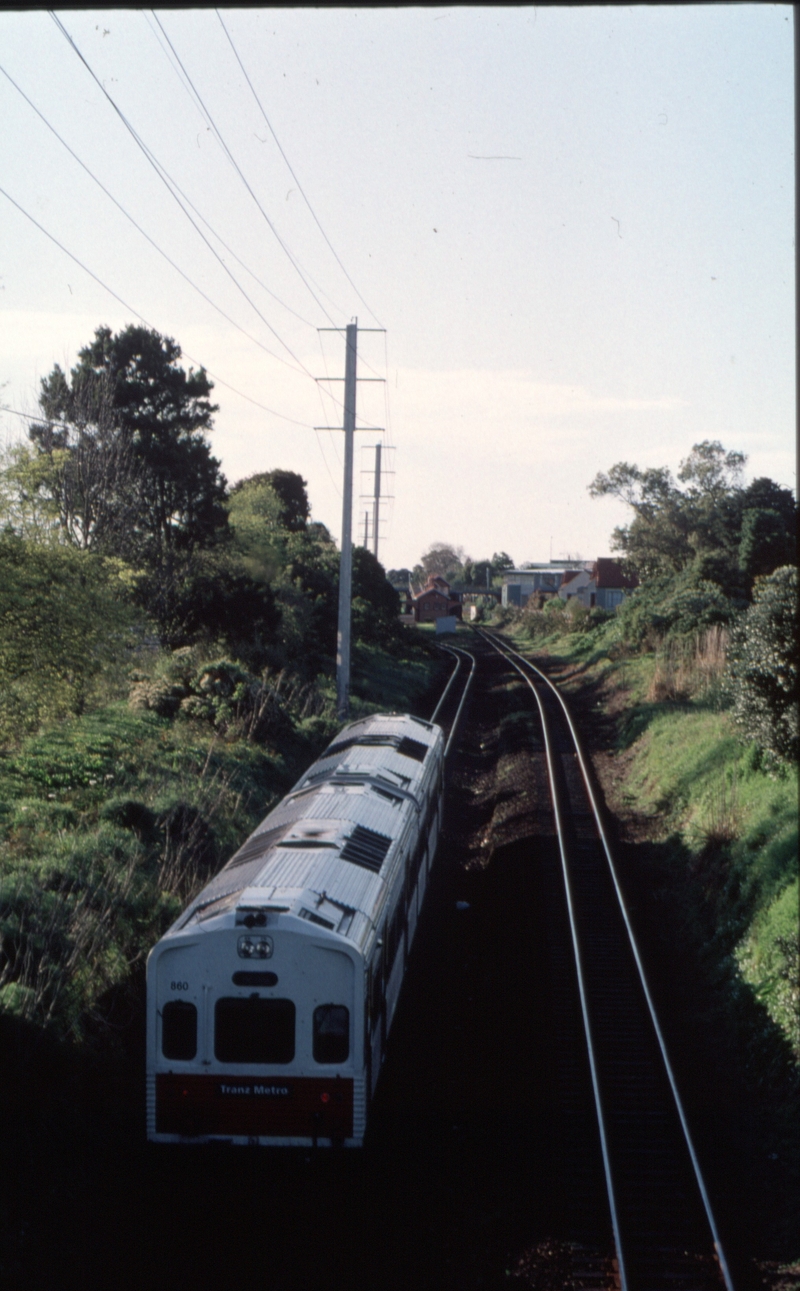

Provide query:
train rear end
left=147, top=908, right=365, bottom=1148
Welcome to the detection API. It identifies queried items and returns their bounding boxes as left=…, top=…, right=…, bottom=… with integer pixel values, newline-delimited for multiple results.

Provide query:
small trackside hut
left=146, top=713, right=445, bottom=1148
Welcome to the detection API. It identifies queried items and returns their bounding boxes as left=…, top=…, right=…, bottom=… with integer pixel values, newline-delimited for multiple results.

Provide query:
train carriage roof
left=173, top=713, right=442, bottom=941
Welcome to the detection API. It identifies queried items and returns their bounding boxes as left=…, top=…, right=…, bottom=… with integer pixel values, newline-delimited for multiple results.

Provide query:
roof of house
left=591, top=558, right=638, bottom=589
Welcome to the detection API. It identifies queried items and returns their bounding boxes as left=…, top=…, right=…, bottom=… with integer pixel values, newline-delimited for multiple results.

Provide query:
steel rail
left=480, top=629, right=736, bottom=1291
left=477, top=628, right=629, bottom=1289
left=430, top=645, right=464, bottom=725
left=441, top=645, right=477, bottom=758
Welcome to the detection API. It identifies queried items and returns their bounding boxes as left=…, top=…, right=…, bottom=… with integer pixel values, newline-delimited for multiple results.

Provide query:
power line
left=2, top=396, right=341, bottom=498
left=0, top=405, right=54, bottom=427
left=110, top=14, right=321, bottom=330
left=141, top=8, right=211, bottom=129
left=216, top=7, right=384, bottom=330
left=0, top=183, right=314, bottom=430
left=49, top=11, right=316, bottom=382
left=150, top=10, right=345, bottom=331
left=0, top=61, right=315, bottom=378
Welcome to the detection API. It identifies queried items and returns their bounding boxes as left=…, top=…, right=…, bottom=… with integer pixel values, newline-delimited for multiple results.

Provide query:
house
left=577, top=558, right=637, bottom=610
left=501, top=565, right=587, bottom=608
left=558, top=568, right=593, bottom=602
left=411, top=574, right=463, bottom=624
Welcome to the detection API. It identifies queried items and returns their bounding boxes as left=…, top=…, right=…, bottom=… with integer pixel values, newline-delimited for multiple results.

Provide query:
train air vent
left=299, top=908, right=336, bottom=930
left=372, top=785, right=404, bottom=805
left=226, top=825, right=288, bottom=869
left=277, top=839, right=338, bottom=850
left=339, top=825, right=392, bottom=873
left=396, top=737, right=428, bottom=763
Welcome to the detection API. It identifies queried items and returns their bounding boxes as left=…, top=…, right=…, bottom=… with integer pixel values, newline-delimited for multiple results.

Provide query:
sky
left=0, top=5, right=795, bottom=573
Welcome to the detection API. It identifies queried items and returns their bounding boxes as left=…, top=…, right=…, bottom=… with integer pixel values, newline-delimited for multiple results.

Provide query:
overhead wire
left=149, top=10, right=346, bottom=331
left=0, top=62, right=318, bottom=378
left=131, top=16, right=321, bottom=330
left=22, top=13, right=379, bottom=492
left=49, top=11, right=319, bottom=383
left=141, top=8, right=211, bottom=129
left=147, top=10, right=388, bottom=399
left=0, top=183, right=314, bottom=429
left=143, top=11, right=386, bottom=409
left=215, top=7, right=384, bottom=331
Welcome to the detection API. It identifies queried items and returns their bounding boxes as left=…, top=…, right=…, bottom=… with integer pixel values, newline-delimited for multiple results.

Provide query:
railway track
left=476, top=628, right=735, bottom=1291
left=431, top=641, right=477, bottom=757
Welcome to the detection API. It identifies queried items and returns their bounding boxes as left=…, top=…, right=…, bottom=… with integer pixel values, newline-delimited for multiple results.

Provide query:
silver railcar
left=146, top=712, right=444, bottom=1147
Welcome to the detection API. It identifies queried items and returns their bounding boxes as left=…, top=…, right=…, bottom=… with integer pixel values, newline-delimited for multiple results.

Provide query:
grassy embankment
left=497, top=607, right=798, bottom=1272
left=501, top=611, right=798, bottom=1059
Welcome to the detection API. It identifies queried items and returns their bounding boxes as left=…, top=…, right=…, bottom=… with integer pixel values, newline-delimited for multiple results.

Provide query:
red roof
left=591, top=558, right=638, bottom=589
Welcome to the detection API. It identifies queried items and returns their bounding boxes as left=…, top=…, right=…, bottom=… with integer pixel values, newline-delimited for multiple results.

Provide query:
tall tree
left=420, top=542, right=467, bottom=582
left=588, top=441, right=795, bottom=593
left=34, top=324, right=227, bottom=565
left=24, top=371, right=143, bottom=550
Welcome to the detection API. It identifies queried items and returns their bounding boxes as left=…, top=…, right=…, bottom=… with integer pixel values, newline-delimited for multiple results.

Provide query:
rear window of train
left=214, top=998, right=295, bottom=1063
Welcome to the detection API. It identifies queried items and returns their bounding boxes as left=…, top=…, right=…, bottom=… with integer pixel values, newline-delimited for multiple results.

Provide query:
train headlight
left=237, top=935, right=273, bottom=959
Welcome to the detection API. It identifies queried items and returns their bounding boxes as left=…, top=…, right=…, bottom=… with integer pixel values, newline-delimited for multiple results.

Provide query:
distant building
left=558, top=568, right=593, bottom=602
left=411, top=574, right=463, bottom=623
left=501, top=564, right=587, bottom=608
left=502, top=559, right=637, bottom=612
left=577, top=559, right=638, bottom=610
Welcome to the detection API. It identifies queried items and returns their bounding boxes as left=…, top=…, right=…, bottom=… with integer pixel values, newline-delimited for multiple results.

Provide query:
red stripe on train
left=156, top=1073, right=354, bottom=1138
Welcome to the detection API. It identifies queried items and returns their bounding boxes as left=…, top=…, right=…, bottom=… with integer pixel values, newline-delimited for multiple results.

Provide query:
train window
left=162, top=1000, right=197, bottom=1060
left=313, top=1005, right=350, bottom=1064
left=214, top=998, right=295, bottom=1064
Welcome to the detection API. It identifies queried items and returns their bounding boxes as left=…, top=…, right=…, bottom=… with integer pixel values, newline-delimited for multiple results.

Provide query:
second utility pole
left=372, top=442, right=382, bottom=561
left=336, top=322, right=358, bottom=719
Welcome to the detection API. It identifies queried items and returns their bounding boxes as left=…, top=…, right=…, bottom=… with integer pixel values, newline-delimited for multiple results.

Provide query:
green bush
left=726, top=566, right=798, bottom=769
left=0, top=535, right=138, bottom=744
left=543, top=596, right=566, bottom=615
left=129, top=650, right=300, bottom=744
left=490, top=604, right=522, bottom=627
left=735, top=878, right=799, bottom=1058
left=565, top=599, right=590, bottom=632
left=617, top=568, right=735, bottom=646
